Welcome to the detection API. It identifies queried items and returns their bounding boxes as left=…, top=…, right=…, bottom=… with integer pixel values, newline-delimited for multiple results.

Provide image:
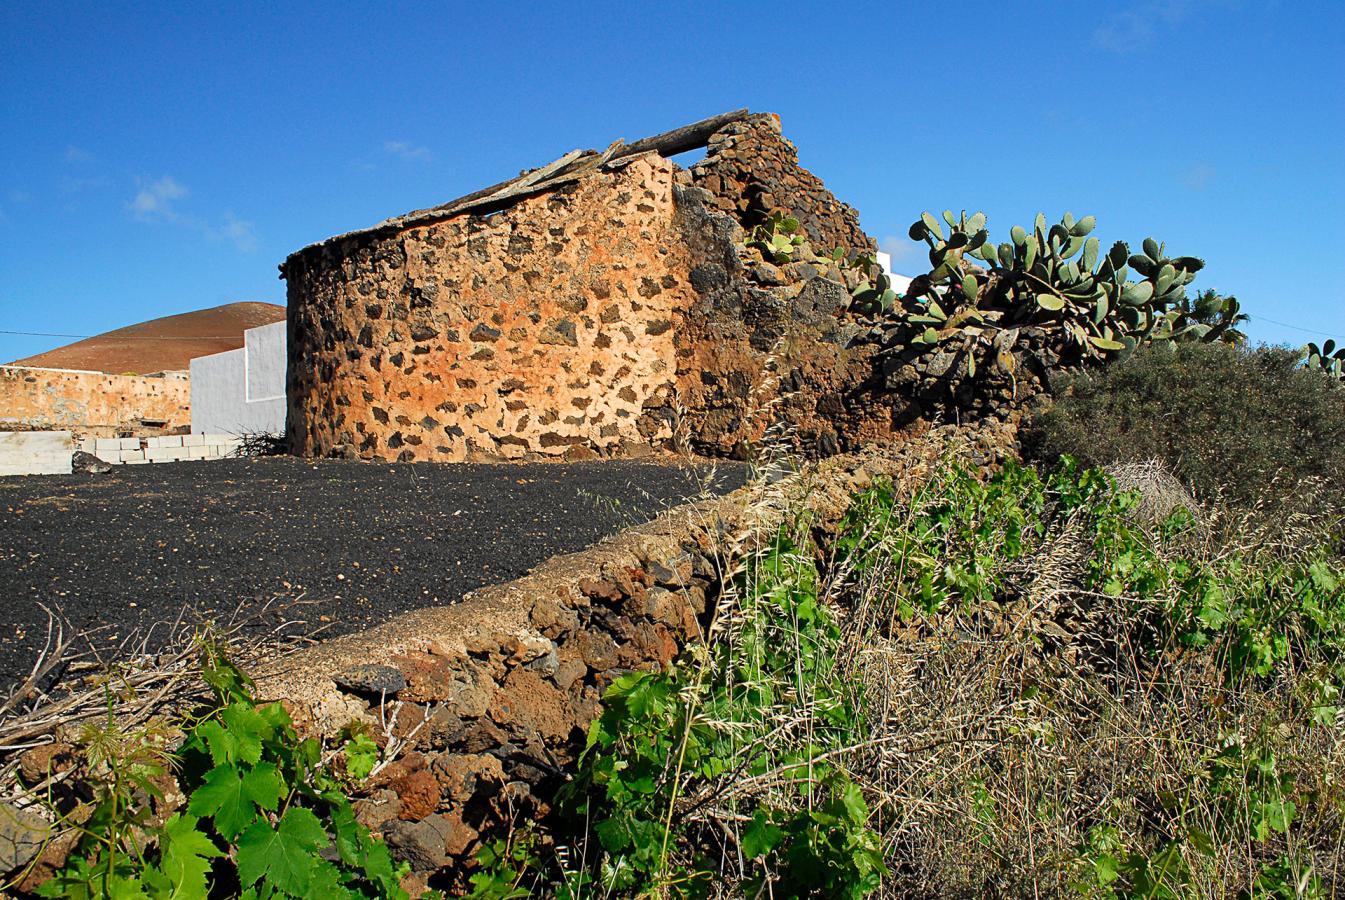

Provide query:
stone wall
left=249, top=429, right=1011, bottom=891
left=0, top=366, right=190, bottom=438
left=688, top=113, right=874, bottom=256
left=284, top=155, right=692, bottom=462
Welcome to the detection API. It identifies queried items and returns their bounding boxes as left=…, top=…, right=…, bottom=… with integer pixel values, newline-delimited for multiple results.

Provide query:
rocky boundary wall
left=251, top=424, right=1015, bottom=890
left=0, top=366, right=190, bottom=439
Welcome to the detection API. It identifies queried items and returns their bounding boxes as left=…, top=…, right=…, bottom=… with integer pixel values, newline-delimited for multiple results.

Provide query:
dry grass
left=821, top=461, right=1345, bottom=898
left=614, top=450, right=1343, bottom=898
left=0, top=597, right=321, bottom=782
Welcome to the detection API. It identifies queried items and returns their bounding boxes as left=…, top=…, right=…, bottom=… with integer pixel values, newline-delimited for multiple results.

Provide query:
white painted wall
left=874, top=251, right=914, bottom=296
left=190, top=320, right=286, bottom=435
left=0, top=431, right=72, bottom=476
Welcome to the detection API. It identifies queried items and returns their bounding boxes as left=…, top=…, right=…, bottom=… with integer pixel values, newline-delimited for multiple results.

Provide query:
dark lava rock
left=71, top=452, right=112, bottom=475
left=0, top=802, right=48, bottom=874
left=334, top=664, right=406, bottom=696
left=383, top=816, right=452, bottom=871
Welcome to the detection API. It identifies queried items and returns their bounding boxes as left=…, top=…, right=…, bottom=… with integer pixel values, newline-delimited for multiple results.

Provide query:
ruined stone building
left=281, top=110, right=902, bottom=463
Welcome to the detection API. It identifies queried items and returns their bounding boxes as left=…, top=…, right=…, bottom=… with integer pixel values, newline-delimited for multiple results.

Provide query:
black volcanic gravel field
left=0, top=457, right=743, bottom=692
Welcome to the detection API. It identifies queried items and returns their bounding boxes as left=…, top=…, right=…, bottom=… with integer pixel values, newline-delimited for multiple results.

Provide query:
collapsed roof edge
left=278, top=108, right=754, bottom=278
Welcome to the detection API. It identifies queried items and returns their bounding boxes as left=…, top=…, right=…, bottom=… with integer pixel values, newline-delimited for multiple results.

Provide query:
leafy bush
left=1023, top=342, right=1345, bottom=513
left=31, top=648, right=410, bottom=900
left=561, top=533, right=884, bottom=898
left=470, top=532, right=885, bottom=899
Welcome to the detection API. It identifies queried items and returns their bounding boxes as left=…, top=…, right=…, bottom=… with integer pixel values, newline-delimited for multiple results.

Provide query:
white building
left=189, top=320, right=286, bottom=435
left=874, top=250, right=914, bottom=296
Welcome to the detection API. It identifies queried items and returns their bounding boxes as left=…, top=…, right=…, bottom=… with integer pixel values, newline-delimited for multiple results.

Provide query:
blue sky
left=2, top=1, right=1341, bottom=363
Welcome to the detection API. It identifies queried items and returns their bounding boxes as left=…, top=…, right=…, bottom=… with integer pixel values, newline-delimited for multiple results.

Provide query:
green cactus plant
left=1304, top=340, right=1345, bottom=381
left=747, top=211, right=807, bottom=264
left=1159, top=289, right=1249, bottom=346
left=894, top=210, right=1222, bottom=374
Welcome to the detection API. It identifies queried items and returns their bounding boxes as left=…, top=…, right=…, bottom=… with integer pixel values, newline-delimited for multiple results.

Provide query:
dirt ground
left=0, top=456, right=742, bottom=691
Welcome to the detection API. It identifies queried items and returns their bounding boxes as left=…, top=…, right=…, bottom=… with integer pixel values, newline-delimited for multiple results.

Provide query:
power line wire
left=0, top=329, right=247, bottom=340
left=1249, top=316, right=1340, bottom=340
left=2, top=311, right=1339, bottom=344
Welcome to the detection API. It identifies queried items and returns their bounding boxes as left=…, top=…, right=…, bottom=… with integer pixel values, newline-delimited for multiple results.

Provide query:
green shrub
left=473, top=531, right=886, bottom=899
left=559, top=533, right=884, bottom=898
left=1023, top=342, right=1345, bottom=513
left=30, top=648, right=410, bottom=900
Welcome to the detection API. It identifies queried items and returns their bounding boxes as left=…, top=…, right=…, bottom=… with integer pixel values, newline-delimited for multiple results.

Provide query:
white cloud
left=216, top=213, right=259, bottom=253
left=880, top=234, right=925, bottom=267
left=1092, top=0, right=1211, bottom=51
left=383, top=140, right=433, bottom=162
left=130, top=175, right=188, bottom=221
left=1181, top=162, right=1216, bottom=191
left=127, top=176, right=259, bottom=252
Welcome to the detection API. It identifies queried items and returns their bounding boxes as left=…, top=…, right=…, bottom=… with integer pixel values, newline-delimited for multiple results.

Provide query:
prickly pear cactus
left=1304, top=340, right=1345, bottom=381
left=870, top=209, right=1239, bottom=418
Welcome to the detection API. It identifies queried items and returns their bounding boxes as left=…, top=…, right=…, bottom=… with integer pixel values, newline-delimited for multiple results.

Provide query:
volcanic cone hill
left=9, top=301, right=284, bottom=375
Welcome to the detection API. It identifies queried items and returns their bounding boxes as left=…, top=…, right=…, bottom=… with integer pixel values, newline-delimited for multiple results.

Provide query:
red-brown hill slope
left=8, top=302, right=285, bottom=375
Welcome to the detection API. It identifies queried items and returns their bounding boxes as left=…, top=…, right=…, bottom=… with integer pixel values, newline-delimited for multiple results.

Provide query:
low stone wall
left=252, top=426, right=1015, bottom=888
left=0, top=431, right=72, bottom=477
left=0, top=366, right=190, bottom=438
left=79, top=434, right=244, bottom=465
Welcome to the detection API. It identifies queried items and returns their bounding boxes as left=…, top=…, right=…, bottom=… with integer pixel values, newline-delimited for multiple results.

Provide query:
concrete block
left=95, top=438, right=122, bottom=451
left=120, top=449, right=145, bottom=463
left=145, top=447, right=187, bottom=461
left=118, top=437, right=140, bottom=449
left=0, top=431, right=73, bottom=476
left=153, top=435, right=183, bottom=448
left=123, top=458, right=150, bottom=465
left=78, top=438, right=95, bottom=453
left=181, top=434, right=205, bottom=446
left=187, top=445, right=210, bottom=459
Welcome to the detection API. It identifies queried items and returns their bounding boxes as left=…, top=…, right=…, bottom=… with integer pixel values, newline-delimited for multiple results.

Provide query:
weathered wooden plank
left=617, top=108, right=751, bottom=159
